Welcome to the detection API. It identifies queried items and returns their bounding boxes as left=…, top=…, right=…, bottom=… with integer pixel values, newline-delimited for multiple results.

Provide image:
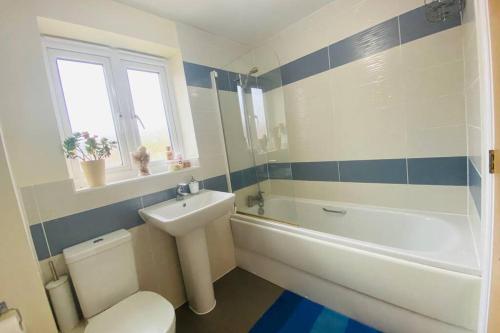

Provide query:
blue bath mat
left=250, top=291, right=381, bottom=333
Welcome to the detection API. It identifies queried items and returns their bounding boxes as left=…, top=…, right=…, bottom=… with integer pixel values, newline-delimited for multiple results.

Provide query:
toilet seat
left=85, top=291, right=175, bottom=333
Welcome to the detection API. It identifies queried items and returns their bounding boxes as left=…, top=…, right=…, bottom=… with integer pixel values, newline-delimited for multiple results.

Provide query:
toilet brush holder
left=45, top=275, right=79, bottom=333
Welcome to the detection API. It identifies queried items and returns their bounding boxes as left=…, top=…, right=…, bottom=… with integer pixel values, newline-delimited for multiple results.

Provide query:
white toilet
left=63, top=229, right=175, bottom=333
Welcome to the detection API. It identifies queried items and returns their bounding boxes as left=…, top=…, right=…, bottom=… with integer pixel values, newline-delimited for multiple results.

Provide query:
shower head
left=247, top=67, right=259, bottom=76
left=236, top=67, right=259, bottom=88
left=424, top=0, right=465, bottom=23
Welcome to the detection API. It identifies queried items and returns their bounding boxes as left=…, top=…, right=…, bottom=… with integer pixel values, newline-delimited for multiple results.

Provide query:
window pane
left=250, top=88, right=268, bottom=140
left=56, top=59, right=122, bottom=167
left=127, top=69, right=172, bottom=162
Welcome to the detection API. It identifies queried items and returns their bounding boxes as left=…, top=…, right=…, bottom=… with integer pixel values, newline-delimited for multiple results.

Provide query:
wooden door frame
left=488, top=0, right=500, bottom=331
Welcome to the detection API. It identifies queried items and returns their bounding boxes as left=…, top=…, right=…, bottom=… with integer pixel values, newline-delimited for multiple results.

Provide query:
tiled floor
left=176, top=268, right=284, bottom=333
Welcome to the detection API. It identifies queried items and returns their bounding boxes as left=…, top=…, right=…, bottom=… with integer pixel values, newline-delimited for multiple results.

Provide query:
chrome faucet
left=176, top=183, right=189, bottom=201
left=247, top=191, right=264, bottom=208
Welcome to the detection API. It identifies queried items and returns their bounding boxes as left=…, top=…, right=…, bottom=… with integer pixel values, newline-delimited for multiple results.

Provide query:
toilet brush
left=45, top=260, right=79, bottom=333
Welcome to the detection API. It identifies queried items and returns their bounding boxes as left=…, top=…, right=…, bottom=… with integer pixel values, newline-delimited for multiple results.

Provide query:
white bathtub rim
left=231, top=213, right=481, bottom=276
left=248, top=194, right=470, bottom=219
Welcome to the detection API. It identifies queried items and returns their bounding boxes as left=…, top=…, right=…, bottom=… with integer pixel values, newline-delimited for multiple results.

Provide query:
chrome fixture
left=235, top=67, right=259, bottom=88
left=0, top=301, right=23, bottom=330
left=176, top=183, right=189, bottom=201
left=247, top=191, right=265, bottom=215
left=322, top=207, right=347, bottom=215
left=424, top=0, right=465, bottom=23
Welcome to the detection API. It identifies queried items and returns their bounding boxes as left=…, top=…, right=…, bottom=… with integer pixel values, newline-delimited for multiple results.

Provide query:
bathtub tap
left=247, top=191, right=265, bottom=215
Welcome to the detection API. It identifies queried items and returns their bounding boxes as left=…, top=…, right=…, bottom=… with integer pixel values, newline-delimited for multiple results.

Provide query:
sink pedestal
left=176, top=227, right=215, bottom=314
left=138, top=190, right=235, bottom=315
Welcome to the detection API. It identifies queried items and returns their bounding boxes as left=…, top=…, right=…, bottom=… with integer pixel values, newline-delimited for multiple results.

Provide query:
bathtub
left=231, top=195, right=481, bottom=333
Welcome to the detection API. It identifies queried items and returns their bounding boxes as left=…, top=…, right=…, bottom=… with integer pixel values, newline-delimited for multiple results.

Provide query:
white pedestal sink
left=139, top=190, right=235, bottom=314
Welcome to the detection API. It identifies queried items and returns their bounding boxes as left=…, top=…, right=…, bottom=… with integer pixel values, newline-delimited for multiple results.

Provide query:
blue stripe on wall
left=408, top=156, right=467, bottom=186
left=30, top=174, right=229, bottom=261
left=30, top=223, right=50, bottom=261
left=230, top=157, right=468, bottom=190
left=469, top=159, right=482, bottom=216
left=330, top=18, right=400, bottom=69
left=183, top=62, right=214, bottom=89
left=230, top=166, right=258, bottom=191
left=204, top=174, right=229, bottom=192
left=280, top=47, right=330, bottom=85
left=258, top=68, right=283, bottom=92
left=339, top=159, right=407, bottom=184
left=291, top=161, right=339, bottom=182
left=399, top=6, right=461, bottom=44
left=43, top=198, right=144, bottom=256
left=268, top=163, right=293, bottom=180
left=184, top=62, right=233, bottom=91
left=184, top=5, right=462, bottom=92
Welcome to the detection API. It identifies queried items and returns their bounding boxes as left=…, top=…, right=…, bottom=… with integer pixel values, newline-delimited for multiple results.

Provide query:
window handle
left=133, top=114, right=146, bottom=129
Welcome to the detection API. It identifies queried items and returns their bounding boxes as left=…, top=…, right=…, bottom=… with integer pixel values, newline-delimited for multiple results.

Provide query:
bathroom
left=0, top=0, right=499, bottom=332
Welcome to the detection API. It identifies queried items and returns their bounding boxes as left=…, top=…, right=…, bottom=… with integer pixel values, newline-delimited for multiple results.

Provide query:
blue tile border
left=268, top=163, right=293, bottom=180
left=230, top=156, right=468, bottom=189
left=230, top=166, right=258, bottom=191
left=468, top=159, right=481, bottom=216
left=30, top=174, right=229, bottom=261
left=203, top=174, right=229, bottom=192
left=339, top=159, right=407, bottom=184
left=330, top=18, right=400, bottom=69
left=291, top=161, right=339, bottom=182
left=408, top=156, right=467, bottom=186
left=399, top=6, right=461, bottom=45
left=183, top=62, right=233, bottom=91
left=184, top=5, right=461, bottom=92
left=30, top=223, right=50, bottom=261
left=258, top=68, right=283, bottom=92
left=43, top=198, right=144, bottom=256
left=280, top=47, right=330, bottom=85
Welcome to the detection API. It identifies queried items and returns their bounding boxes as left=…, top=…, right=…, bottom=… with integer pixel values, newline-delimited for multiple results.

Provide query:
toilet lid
left=85, top=291, right=175, bottom=333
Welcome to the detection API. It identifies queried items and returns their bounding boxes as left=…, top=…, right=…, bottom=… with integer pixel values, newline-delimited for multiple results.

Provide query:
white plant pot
left=81, top=160, right=106, bottom=187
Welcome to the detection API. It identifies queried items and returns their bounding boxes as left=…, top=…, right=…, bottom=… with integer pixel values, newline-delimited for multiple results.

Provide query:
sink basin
left=138, top=189, right=235, bottom=315
left=139, top=190, right=235, bottom=237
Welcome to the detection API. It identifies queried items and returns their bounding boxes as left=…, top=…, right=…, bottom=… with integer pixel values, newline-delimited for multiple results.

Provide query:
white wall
left=0, top=132, right=58, bottom=333
left=176, top=22, right=251, bottom=69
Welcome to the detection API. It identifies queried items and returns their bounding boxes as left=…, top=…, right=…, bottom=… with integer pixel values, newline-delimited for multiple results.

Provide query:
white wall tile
left=467, top=126, right=482, bottom=171
left=465, top=80, right=481, bottom=128
left=289, top=180, right=467, bottom=214
left=402, top=60, right=464, bottom=102
left=407, top=125, right=466, bottom=158
left=405, top=185, right=467, bottom=214
left=283, top=71, right=336, bottom=162
left=19, top=185, right=41, bottom=225
left=400, top=27, right=463, bottom=71
left=265, top=0, right=419, bottom=66
left=405, top=93, right=465, bottom=130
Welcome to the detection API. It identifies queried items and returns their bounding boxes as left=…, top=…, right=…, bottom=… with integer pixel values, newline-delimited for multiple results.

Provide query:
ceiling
left=114, top=0, right=334, bottom=46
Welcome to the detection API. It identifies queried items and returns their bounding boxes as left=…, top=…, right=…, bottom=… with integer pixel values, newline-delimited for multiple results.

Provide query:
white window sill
left=73, top=165, right=200, bottom=193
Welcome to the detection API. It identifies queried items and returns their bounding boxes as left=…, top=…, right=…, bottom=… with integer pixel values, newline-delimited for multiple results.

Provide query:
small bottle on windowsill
left=166, top=146, right=174, bottom=160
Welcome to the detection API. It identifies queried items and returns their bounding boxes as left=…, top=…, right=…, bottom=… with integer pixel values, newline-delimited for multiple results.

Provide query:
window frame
left=43, top=37, right=184, bottom=187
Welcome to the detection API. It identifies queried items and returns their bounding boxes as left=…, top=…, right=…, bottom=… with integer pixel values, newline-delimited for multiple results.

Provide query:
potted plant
left=62, top=132, right=117, bottom=187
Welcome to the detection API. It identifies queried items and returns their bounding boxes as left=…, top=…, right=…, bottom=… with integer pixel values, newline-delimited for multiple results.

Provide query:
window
left=44, top=37, right=183, bottom=186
